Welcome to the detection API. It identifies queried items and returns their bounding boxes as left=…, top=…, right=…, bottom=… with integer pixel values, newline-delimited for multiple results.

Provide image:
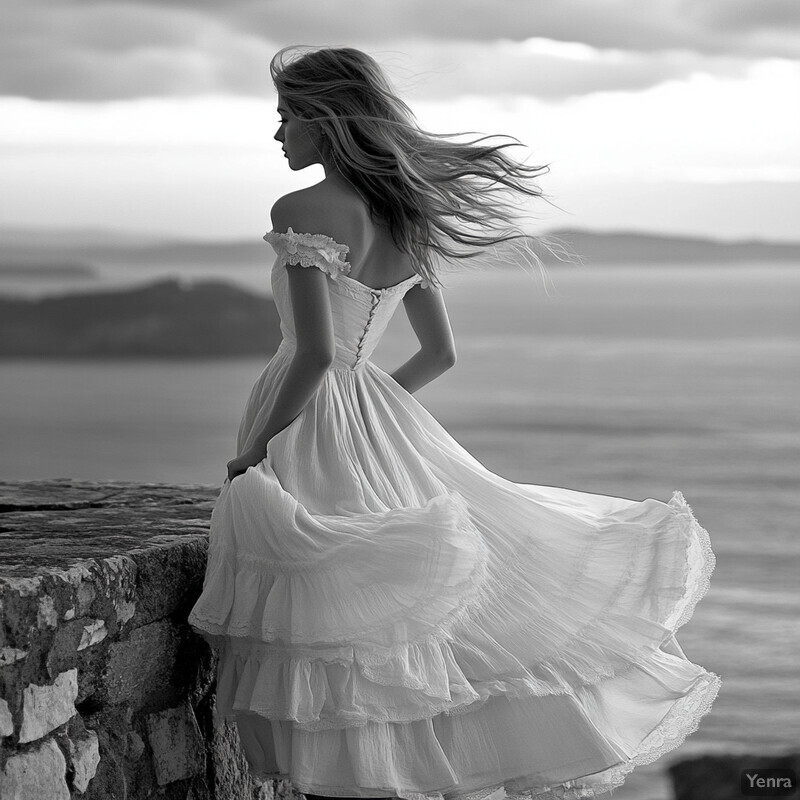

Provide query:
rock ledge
left=0, top=478, right=281, bottom=800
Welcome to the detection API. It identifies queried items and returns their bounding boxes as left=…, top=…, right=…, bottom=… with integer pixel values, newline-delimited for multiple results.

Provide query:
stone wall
left=0, top=478, right=291, bottom=800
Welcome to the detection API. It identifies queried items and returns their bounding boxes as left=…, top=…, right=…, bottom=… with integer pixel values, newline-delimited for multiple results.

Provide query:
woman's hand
left=226, top=446, right=266, bottom=482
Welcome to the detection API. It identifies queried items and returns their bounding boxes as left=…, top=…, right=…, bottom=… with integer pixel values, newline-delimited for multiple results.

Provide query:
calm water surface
left=2, top=264, right=799, bottom=800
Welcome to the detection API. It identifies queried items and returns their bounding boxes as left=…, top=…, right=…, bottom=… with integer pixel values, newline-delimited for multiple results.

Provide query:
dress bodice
left=265, top=229, right=427, bottom=371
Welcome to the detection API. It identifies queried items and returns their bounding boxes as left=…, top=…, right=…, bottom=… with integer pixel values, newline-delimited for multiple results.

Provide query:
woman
left=188, top=46, right=720, bottom=800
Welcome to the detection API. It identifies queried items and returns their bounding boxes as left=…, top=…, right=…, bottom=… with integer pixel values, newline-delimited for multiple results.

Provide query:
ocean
left=2, top=263, right=799, bottom=799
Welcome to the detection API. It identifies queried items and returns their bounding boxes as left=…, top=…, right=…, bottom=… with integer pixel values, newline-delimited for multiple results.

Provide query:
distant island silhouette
left=1, top=226, right=798, bottom=358
left=0, top=279, right=281, bottom=358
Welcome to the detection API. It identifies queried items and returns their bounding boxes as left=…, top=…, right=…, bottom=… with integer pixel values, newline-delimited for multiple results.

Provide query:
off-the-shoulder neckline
left=265, top=228, right=422, bottom=294
left=338, top=271, right=422, bottom=295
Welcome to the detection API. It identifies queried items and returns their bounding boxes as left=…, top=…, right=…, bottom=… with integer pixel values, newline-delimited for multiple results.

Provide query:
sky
left=2, top=0, right=799, bottom=242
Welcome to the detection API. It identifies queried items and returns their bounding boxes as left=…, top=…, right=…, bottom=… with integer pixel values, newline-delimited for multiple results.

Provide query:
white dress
left=188, top=229, right=721, bottom=800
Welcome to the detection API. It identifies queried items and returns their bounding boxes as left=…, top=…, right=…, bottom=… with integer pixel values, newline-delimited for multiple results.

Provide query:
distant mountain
left=0, top=279, right=282, bottom=358
left=1, top=226, right=799, bottom=278
left=2, top=224, right=798, bottom=358
left=546, top=229, right=800, bottom=264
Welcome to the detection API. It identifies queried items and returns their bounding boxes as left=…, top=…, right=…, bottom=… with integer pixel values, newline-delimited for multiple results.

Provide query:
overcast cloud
left=2, top=0, right=799, bottom=101
left=3, top=0, right=798, bottom=240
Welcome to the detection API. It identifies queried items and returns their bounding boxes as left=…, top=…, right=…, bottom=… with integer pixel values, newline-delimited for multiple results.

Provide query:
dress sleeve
left=263, top=227, right=351, bottom=280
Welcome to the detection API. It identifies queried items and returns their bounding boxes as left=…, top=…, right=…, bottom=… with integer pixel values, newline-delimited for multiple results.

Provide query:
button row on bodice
left=352, top=293, right=381, bottom=369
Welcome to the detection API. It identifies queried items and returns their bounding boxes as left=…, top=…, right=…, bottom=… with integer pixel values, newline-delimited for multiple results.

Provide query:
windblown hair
left=271, top=46, right=556, bottom=289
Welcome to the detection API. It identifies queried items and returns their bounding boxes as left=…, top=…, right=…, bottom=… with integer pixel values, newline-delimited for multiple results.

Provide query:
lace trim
left=264, top=227, right=351, bottom=279
left=667, top=491, right=716, bottom=630
left=498, top=669, right=722, bottom=800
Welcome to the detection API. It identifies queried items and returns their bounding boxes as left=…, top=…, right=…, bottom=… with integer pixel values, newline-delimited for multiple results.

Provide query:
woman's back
left=281, top=178, right=417, bottom=290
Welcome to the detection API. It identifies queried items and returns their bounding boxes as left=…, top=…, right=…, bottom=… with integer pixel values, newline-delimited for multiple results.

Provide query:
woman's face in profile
left=274, top=98, right=322, bottom=171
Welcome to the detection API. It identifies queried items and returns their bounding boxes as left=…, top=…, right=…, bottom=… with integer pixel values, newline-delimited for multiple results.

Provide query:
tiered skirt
left=188, top=357, right=720, bottom=800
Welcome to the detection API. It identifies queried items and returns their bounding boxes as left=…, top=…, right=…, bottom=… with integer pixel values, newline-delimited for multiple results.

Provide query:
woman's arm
left=391, top=282, right=457, bottom=393
left=390, top=349, right=456, bottom=394
left=247, top=259, right=335, bottom=453
left=227, top=262, right=332, bottom=481
left=249, top=351, right=332, bottom=453
left=243, top=196, right=338, bottom=457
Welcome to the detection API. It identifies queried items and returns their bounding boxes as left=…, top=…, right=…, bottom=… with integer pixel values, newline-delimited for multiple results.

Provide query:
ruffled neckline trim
left=264, top=228, right=430, bottom=291
left=263, top=227, right=351, bottom=280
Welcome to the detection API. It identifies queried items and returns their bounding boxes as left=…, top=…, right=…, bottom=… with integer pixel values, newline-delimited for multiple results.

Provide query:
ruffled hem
left=214, top=636, right=484, bottom=731
left=188, top=484, right=490, bottom=649
left=563, top=670, right=721, bottom=800
left=189, top=475, right=721, bottom=796
left=238, top=668, right=721, bottom=800
left=189, top=481, right=718, bottom=730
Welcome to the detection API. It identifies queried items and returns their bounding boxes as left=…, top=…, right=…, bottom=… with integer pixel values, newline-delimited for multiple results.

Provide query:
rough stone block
left=79, top=726, right=127, bottom=800
left=46, top=617, right=108, bottom=679
left=76, top=706, right=132, bottom=800
left=75, top=579, right=97, bottom=618
left=274, top=778, right=301, bottom=800
left=103, top=619, right=180, bottom=707
left=0, top=737, right=70, bottom=800
left=126, top=730, right=145, bottom=761
left=199, top=692, right=275, bottom=800
left=146, top=700, right=205, bottom=786
left=37, top=594, right=58, bottom=628
left=129, top=539, right=208, bottom=627
left=45, top=619, right=87, bottom=674
left=211, top=714, right=254, bottom=799
left=68, top=727, right=101, bottom=793
left=0, top=647, right=27, bottom=667
left=0, top=697, right=13, bottom=737
left=187, top=776, right=214, bottom=800
left=19, top=668, right=78, bottom=744
left=114, top=598, right=136, bottom=625
left=78, top=619, right=108, bottom=650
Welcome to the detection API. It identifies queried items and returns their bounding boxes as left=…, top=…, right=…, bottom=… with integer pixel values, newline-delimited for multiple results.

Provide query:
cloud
left=679, top=0, right=800, bottom=34
left=384, top=39, right=752, bottom=102
left=1, top=0, right=798, bottom=101
left=146, top=0, right=800, bottom=57
left=0, top=2, right=272, bottom=100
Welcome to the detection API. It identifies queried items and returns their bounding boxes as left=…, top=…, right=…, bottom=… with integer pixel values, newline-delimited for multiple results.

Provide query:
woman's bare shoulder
left=271, top=182, right=367, bottom=246
left=270, top=187, right=333, bottom=236
left=271, top=182, right=363, bottom=236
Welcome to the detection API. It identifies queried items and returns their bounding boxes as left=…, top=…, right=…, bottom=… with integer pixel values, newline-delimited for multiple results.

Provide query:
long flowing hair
left=271, top=46, right=559, bottom=289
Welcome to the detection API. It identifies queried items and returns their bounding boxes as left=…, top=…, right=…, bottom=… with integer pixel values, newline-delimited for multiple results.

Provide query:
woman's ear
left=312, top=123, right=330, bottom=157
